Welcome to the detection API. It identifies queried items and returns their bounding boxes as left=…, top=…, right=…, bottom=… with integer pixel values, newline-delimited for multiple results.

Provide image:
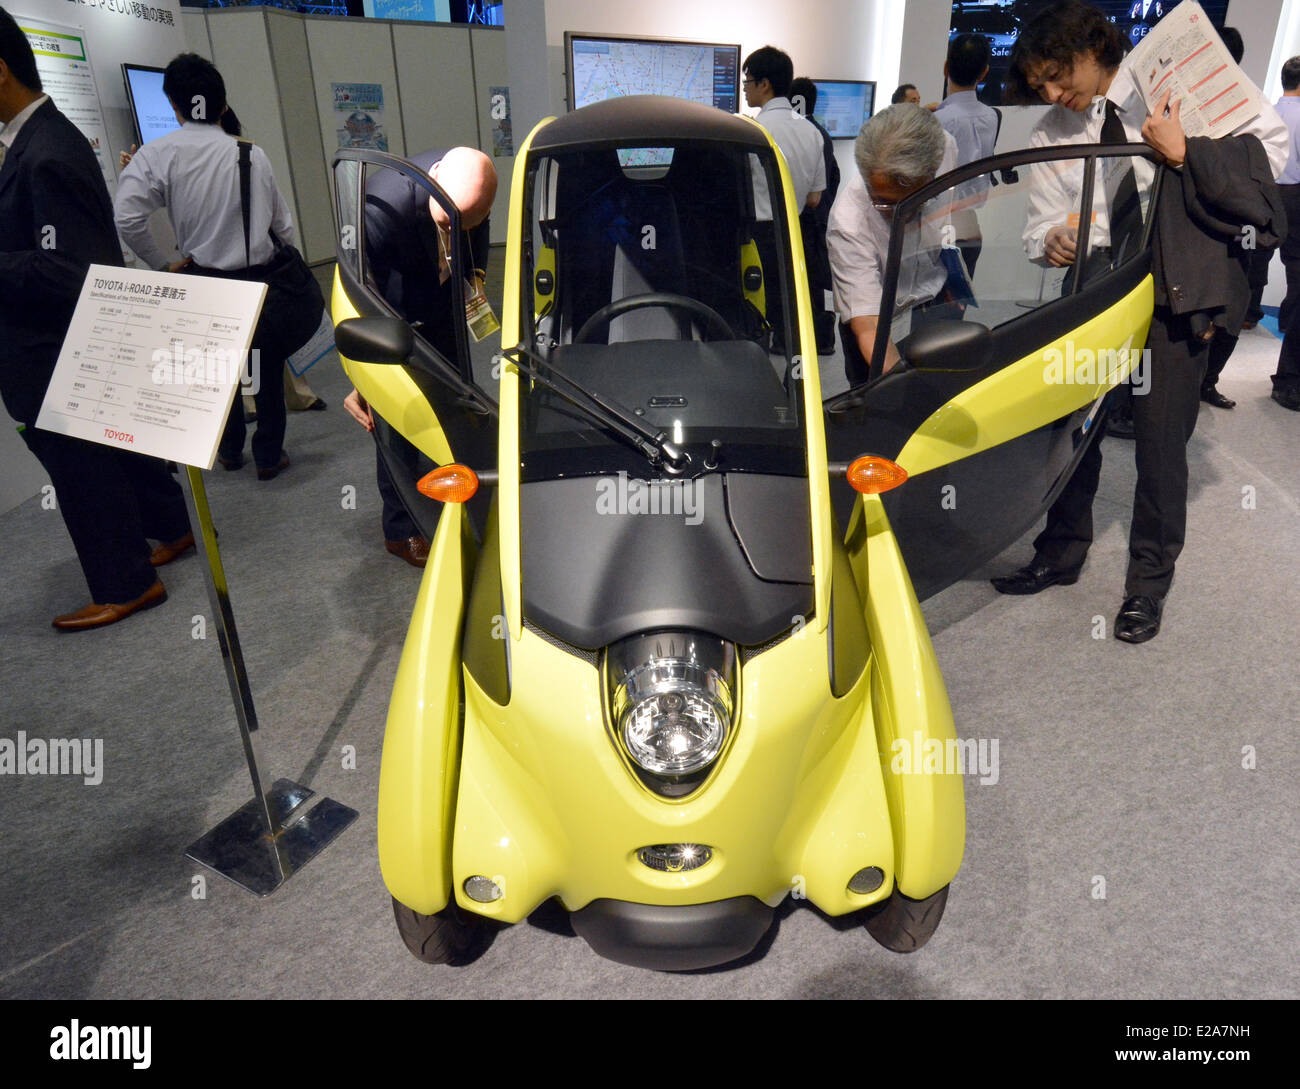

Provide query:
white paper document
left=36, top=266, right=267, bottom=470
left=1128, top=1, right=1260, bottom=139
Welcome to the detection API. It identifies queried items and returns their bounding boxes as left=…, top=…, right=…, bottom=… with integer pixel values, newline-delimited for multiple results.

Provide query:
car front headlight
left=608, top=633, right=735, bottom=779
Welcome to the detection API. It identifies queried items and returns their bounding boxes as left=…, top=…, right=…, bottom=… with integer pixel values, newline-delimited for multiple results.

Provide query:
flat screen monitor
left=948, top=0, right=1232, bottom=107
left=122, top=64, right=180, bottom=146
left=565, top=32, right=740, bottom=113
left=808, top=80, right=875, bottom=139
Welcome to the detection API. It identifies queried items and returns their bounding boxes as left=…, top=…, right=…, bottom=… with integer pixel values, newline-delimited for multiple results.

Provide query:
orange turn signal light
left=417, top=464, right=479, bottom=504
left=846, top=456, right=908, bottom=495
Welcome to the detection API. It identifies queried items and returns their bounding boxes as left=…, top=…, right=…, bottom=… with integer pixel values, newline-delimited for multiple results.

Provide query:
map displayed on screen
left=570, top=37, right=739, bottom=113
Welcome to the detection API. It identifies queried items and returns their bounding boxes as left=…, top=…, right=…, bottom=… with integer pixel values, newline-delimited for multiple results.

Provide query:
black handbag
left=235, top=140, right=324, bottom=357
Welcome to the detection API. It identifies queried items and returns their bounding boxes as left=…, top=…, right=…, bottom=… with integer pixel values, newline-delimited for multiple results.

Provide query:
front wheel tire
left=863, top=885, right=949, bottom=953
left=392, top=897, right=493, bottom=965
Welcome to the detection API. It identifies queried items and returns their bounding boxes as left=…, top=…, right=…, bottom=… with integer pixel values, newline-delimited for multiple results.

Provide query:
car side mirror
left=334, top=316, right=413, bottom=366
left=899, top=319, right=993, bottom=373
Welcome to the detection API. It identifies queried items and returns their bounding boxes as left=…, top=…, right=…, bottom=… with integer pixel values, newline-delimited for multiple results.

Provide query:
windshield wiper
left=500, top=343, right=692, bottom=474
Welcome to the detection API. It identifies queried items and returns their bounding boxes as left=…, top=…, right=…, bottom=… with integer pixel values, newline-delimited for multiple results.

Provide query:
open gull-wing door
left=826, top=143, right=1164, bottom=600
left=332, top=150, right=498, bottom=539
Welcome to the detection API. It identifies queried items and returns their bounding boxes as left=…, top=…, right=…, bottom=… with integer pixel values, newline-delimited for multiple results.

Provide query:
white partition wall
left=392, top=22, right=478, bottom=153
left=305, top=15, right=406, bottom=164
left=183, top=10, right=508, bottom=258
left=265, top=12, right=335, bottom=266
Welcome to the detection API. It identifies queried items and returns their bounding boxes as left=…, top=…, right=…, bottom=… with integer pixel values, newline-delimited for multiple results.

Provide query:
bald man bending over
left=346, top=147, right=498, bottom=566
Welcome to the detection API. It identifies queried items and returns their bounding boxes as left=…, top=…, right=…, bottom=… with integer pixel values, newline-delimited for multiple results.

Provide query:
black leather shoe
left=1200, top=385, right=1236, bottom=409
left=991, top=561, right=1083, bottom=595
left=1271, top=388, right=1300, bottom=411
left=1115, top=595, right=1163, bottom=643
left=1107, top=412, right=1136, bottom=439
left=217, top=454, right=244, bottom=471
left=256, top=452, right=291, bottom=481
left=306, top=397, right=328, bottom=411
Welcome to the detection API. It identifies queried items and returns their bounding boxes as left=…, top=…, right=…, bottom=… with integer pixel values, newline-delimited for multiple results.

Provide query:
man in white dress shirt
left=115, top=54, right=305, bottom=480
left=826, top=104, right=958, bottom=382
left=743, top=46, right=826, bottom=349
left=991, top=0, right=1288, bottom=643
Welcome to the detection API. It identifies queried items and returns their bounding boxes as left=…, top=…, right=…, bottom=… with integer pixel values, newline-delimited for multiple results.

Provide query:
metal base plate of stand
left=185, top=779, right=357, bottom=897
left=180, top=464, right=358, bottom=897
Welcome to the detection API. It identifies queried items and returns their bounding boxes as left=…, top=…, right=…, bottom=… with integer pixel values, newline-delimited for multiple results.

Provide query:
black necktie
left=1100, top=101, right=1142, bottom=263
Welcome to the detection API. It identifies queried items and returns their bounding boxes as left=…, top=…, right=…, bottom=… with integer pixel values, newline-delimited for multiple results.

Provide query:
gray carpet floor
left=1, top=262, right=1296, bottom=999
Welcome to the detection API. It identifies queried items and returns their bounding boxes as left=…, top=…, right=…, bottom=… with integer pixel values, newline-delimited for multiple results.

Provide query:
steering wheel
left=574, top=292, right=737, bottom=345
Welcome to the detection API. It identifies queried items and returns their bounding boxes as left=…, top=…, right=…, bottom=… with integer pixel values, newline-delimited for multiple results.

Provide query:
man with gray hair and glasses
left=827, top=103, right=957, bottom=383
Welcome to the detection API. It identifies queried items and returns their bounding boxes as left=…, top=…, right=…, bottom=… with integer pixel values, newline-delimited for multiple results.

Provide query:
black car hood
left=520, top=473, right=812, bottom=650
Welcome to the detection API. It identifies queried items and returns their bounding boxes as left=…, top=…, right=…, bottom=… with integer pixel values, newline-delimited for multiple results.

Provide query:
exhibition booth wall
left=182, top=7, right=510, bottom=259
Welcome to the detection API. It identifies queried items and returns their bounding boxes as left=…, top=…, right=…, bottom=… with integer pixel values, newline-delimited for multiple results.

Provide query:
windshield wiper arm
left=500, top=343, right=691, bottom=473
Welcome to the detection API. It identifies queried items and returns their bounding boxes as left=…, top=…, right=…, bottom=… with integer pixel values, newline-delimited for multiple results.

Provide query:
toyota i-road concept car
left=330, top=96, right=1160, bottom=970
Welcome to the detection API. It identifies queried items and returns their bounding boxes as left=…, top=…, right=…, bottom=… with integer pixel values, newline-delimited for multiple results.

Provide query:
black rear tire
left=392, top=897, right=493, bottom=965
left=863, top=885, right=949, bottom=953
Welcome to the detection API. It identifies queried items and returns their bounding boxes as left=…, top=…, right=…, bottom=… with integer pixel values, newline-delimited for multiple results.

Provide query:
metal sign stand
left=180, top=465, right=357, bottom=896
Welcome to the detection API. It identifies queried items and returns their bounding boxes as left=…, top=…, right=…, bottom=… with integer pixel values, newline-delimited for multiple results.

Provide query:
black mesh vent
left=524, top=620, right=601, bottom=667
left=739, top=625, right=796, bottom=664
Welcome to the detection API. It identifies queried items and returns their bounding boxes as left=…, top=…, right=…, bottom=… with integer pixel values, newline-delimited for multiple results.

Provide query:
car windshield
left=517, top=139, right=807, bottom=481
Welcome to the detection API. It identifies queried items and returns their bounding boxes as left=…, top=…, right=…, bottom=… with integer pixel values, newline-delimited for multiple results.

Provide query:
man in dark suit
left=344, top=147, right=496, bottom=566
left=0, top=8, right=191, bottom=629
left=790, top=77, right=841, bottom=354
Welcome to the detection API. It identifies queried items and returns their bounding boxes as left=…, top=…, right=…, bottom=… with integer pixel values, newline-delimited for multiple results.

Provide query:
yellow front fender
left=377, top=501, right=476, bottom=913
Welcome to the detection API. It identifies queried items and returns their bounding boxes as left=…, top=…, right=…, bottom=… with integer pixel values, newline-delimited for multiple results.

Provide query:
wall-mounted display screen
left=122, top=64, right=181, bottom=147
left=808, top=79, right=875, bottom=139
left=362, top=0, right=451, bottom=21
left=565, top=32, right=740, bottom=113
left=949, top=0, right=1231, bottom=106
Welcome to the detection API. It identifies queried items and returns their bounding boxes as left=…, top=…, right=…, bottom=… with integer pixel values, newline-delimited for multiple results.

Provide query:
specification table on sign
left=37, top=265, right=267, bottom=468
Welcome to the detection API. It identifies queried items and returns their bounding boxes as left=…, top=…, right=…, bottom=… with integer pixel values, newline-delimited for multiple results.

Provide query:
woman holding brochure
left=990, top=0, right=1288, bottom=644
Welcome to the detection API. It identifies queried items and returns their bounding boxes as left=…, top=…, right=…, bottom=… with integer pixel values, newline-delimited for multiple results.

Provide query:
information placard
left=36, top=265, right=267, bottom=470
left=19, top=18, right=116, bottom=197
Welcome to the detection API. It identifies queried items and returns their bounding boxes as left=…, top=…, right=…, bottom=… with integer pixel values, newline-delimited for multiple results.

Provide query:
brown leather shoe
left=52, top=579, right=167, bottom=631
left=149, top=531, right=195, bottom=567
left=256, top=452, right=291, bottom=481
left=385, top=535, right=430, bottom=568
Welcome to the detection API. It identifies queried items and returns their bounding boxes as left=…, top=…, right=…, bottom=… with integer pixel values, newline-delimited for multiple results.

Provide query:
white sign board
left=19, top=18, right=116, bottom=197
left=36, top=265, right=267, bottom=470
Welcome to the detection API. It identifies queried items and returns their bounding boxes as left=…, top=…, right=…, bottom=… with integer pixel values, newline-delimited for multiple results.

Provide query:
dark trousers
left=218, top=345, right=288, bottom=470
left=1274, top=184, right=1300, bottom=392
left=1277, top=184, right=1300, bottom=333
left=841, top=319, right=870, bottom=387
left=958, top=239, right=982, bottom=280
left=1203, top=326, right=1238, bottom=389
left=376, top=449, right=417, bottom=541
left=19, top=425, right=189, bottom=603
left=1032, top=306, right=1208, bottom=599
left=1203, top=246, right=1274, bottom=389
left=1245, top=246, right=1271, bottom=324
left=1275, top=307, right=1300, bottom=392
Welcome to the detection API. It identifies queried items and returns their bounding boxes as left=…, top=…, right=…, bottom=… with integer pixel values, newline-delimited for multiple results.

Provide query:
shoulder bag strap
left=237, top=139, right=252, bottom=268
